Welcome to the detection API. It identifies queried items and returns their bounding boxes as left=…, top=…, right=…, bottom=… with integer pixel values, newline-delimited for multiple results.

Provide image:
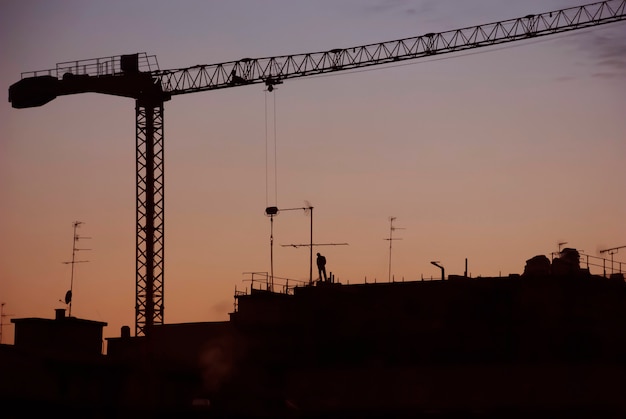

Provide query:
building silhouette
left=1, top=249, right=626, bottom=417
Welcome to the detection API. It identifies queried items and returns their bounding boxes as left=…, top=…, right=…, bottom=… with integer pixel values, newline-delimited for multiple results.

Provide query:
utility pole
left=62, top=221, right=91, bottom=317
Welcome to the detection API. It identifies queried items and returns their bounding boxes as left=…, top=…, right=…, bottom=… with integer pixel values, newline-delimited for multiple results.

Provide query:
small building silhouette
left=11, top=308, right=106, bottom=359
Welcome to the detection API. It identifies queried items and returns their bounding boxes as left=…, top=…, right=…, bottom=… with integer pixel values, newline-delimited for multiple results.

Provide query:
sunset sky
left=1, top=0, right=625, bottom=346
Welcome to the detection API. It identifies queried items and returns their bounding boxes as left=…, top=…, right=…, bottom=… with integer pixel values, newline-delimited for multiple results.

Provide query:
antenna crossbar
left=281, top=243, right=349, bottom=248
left=385, top=217, right=405, bottom=282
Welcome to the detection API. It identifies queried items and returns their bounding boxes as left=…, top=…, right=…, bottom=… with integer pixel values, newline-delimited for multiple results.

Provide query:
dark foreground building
left=2, top=249, right=626, bottom=418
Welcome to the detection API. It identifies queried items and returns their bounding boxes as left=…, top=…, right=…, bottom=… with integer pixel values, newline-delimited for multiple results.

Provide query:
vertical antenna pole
left=68, top=221, right=79, bottom=317
left=63, top=221, right=90, bottom=317
left=309, top=206, right=313, bottom=285
left=270, top=215, right=274, bottom=291
left=264, top=206, right=281, bottom=291
left=385, top=217, right=404, bottom=282
left=0, top=303, right=5, bottom=344
left=388, top=218, right=394, bottom=282
left=0, top=302, right=13, bottom=344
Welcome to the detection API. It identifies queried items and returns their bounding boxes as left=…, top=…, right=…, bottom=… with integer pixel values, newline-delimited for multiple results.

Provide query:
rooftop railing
left=21, top=52, right=159, bottom=79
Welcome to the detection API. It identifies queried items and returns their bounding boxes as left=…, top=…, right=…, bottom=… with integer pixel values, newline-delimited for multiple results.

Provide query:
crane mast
left=135, top=98, right=165, bottom=337
left=8, top=0, right=626, bottom=337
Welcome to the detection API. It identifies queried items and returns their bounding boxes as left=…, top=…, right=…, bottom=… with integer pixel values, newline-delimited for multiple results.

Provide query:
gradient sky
left=1, top=0, right=625, bottom=346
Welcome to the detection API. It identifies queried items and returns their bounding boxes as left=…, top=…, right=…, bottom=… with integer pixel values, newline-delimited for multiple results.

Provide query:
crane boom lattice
left=156, top=0, right=626, bottom=95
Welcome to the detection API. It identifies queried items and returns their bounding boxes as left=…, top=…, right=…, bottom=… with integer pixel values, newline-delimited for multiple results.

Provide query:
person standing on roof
left=316, top=253, right=327, bottom=282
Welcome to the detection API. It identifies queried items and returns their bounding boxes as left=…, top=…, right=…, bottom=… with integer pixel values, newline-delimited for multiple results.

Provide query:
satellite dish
left=64, top=290, right=72, bottom=304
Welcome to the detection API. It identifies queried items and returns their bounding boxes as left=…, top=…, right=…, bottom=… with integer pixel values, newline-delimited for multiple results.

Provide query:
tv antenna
left=265, top=202, right=315, bottom=290
left=384, top=217, right=405, bottom=282
left=600, top=245, right=626, bottom=275
left=62, top=221, right=91, bottom=317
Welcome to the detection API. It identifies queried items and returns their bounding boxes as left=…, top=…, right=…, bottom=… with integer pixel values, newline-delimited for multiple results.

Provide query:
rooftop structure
left=11, top=308, right=107, bottom=359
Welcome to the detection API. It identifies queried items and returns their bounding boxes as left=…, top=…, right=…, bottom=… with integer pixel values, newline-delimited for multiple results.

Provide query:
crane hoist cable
left=264, top=87, right=279, bottom=209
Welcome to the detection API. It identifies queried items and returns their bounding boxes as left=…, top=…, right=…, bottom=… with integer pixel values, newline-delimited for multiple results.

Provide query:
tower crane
left=9, top=0, right=626, bottom=337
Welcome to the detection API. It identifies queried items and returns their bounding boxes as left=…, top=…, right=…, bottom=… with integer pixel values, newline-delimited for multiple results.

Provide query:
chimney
left=55, top=308, right=66, bottom=320
left=121, top=325, right=131, bottom=339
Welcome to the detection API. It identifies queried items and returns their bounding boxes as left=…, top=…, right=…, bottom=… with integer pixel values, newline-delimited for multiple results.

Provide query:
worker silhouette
left=316, top=253, right=327, bottom=282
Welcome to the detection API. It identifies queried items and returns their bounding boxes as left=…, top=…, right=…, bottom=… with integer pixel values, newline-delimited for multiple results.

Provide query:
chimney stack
left=55, top=308, right=66, bottom=320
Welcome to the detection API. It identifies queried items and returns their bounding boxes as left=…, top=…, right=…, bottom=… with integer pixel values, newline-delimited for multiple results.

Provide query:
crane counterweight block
left=9, top=75, right=59, bottom=108
left=9, top=72, right=169, bottom=108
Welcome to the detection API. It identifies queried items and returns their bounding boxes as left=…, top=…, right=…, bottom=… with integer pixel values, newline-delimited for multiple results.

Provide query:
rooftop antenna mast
left=0, top=303, right=14, bottom=345
left=264, top=206, right=279, bottom=291
left=551, top=241, right=569, bottom=260
left=600, top=245, right=626, bottom=275
left=62, top=221, right=91, bottom=317
left=385, top=217, right=405, bottom=282
left=265, top=201, right=317, bottom=288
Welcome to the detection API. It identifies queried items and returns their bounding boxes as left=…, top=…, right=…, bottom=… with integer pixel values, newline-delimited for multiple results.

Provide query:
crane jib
left=158, top=0, right=626, bottom=95
left=9, top=0, right=626, bottom=106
